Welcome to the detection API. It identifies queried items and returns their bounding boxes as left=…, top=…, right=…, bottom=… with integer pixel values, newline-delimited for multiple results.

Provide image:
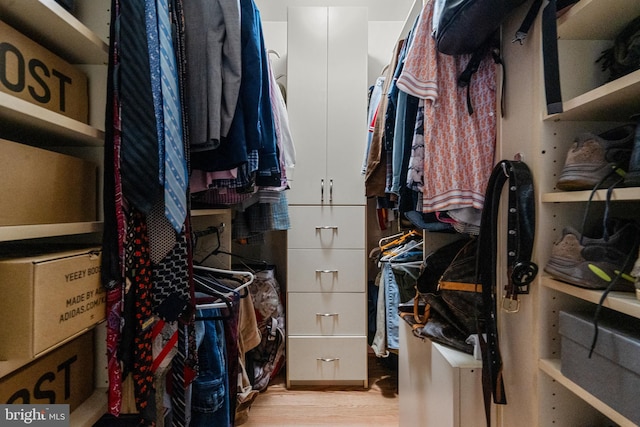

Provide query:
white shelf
left=0, top=92, right=105, bottom=146
left=432, top=342, right=482, bottom=369
left=0, top=221, right=103, bottom=242
left=545, top=69, right=640, bottom=122
left=539, top=358, right=636, bottom=427
left=69, top=388, right=107, bottom=427
left=0, top=0, right=108, bottom=64
left=191, top=208, right=231, bottom=217
left=542, top=187, right=640, bottom=203
left=542, top=276, right=640, bottom=319
left=557, top=0, right=640, bottom=41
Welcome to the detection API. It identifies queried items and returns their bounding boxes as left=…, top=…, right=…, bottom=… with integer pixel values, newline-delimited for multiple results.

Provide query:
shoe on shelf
left=624, top=119, right=640, bottom=187
left=556, top=124, right=636, bottom=191
left=544, top=220, right=640, bottom=291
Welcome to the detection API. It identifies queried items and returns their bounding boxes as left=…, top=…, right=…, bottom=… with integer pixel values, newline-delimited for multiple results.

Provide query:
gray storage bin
left=559, top=308, right=640, bottom=424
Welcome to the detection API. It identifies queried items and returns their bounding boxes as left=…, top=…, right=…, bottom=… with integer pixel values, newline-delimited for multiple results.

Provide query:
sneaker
left=624, top=118, right=640, bottom=187
left=556, top=124, right=635, bottom=191
left=544, top=221, right=640, bottom=291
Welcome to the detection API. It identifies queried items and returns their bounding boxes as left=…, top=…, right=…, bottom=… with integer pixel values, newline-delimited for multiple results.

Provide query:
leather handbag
left=404, top=237, right=470, bottom=324
left=417, top=238, right=483, bottom=354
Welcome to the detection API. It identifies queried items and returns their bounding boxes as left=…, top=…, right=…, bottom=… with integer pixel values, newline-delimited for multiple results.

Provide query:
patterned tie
left=128, top=210, right=155, bottom=415
left=158, top=0, right=188, bottom=232
left=119, top=0, right=161, bottom=213
left=172, top=319, right=187, bottom=427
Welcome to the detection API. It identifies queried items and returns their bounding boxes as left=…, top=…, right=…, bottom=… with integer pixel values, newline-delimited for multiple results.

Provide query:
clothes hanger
left=380, top=238, right=423, bottom=263
left=379, top=229, right=421, bottom=252
left=378, top=231, right=405, bottom=248
left=194, top=224, right=270, bottom=272
left=192, top=265, right=255, bottom=311
left=193, top=287, right=236, bottom=320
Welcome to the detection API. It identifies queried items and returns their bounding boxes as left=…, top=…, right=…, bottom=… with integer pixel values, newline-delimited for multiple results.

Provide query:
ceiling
left=254, top=0, right=416, bottom=22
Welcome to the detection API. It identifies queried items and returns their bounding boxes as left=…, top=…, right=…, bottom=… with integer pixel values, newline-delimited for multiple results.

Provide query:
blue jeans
left=191, top=309, right=230, bottom=427
left=383, top=263, right=400, bottom=350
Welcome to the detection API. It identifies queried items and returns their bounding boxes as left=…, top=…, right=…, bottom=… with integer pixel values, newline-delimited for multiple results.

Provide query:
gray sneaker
left=544, top=221, right=639, bottom=291
left=556, top=125, right=635, bottom=191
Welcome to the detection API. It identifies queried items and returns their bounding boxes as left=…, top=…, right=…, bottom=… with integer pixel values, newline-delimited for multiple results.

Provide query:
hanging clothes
left=183, top=0, right=241, bottom=154
left=396, top=0, right=497, bottom=213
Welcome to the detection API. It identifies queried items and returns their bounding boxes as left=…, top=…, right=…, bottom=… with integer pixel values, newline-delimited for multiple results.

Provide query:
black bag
left=597, top=15, right=640, bottom=81
left=416, top=237, right=471, bottom=294
left=403, top=237, right=470, bottom=323
left=415, top=238, right=484, bottom=354
left=435, top=0, right=528, bottom=55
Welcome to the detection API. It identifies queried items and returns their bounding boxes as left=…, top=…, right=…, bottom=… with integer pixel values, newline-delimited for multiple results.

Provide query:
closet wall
left=500, top=1, right=640, bottom=425
left=0, top=0, right=110, bottom=425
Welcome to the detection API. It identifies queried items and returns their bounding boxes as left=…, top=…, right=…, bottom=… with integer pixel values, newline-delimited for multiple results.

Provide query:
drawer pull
left=316, top=313, right=339, bottom=317
left=321, top=179, right=324, bottom=202
left=317, top=357, right=340, bottom=362
left=329, top=179, right=333, bottom=202
left=315, top=269, right=338, bottom=274
left=315, top=226, right=338, bottom=230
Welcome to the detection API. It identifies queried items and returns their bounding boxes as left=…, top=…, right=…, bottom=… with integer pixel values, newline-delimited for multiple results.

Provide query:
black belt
left=476, top=160, right=538, bottom=426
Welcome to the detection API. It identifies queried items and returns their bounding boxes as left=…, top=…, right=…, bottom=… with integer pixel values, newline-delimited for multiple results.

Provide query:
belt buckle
left=502, top=295, right=520, bottom=313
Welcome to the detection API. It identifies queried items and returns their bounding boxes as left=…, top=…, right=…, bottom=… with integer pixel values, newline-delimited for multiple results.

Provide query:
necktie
left=119, top=0, right=161, bottom=213
left=145, top=0, right=165, bottom=183
left=127, top=210, right=155, bottom=415
left=103, top=0, right=125, bottom=415
left=158, top=0, right=188, bottom=232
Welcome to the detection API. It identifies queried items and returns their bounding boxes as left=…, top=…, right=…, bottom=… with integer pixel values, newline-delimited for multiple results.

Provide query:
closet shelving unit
left=0, top=0, right=110, bottom=425
left=502, top=0, right=640, bottom=425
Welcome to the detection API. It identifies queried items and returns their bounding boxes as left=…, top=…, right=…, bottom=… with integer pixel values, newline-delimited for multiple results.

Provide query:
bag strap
left=542, top=0, right=564, bottom=114
left=513, top=0, right=544, bottom=44
left=476, top=160, right=538, bottom=426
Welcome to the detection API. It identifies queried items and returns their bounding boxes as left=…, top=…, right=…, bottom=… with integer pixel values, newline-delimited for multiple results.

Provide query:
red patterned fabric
left=397, top=0, right=497, bottom=213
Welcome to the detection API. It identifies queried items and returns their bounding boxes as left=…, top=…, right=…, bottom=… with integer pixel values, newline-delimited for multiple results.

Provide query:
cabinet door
left=286, top=7, right=328, bottom=205
left=286, top=7, right=367, bottom=206
left=326, top=7, right=368, bottom=205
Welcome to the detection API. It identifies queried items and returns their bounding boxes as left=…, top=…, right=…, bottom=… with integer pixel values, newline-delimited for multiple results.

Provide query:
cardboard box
left=559, top=308, right=640, bottom=424
left=0, top=247, right=105, bottom=359
left=0, top=138, right=98, bottom=226
left=0, top=330, right=94, bottom=411
left=0, top=19, right=88, bottom=123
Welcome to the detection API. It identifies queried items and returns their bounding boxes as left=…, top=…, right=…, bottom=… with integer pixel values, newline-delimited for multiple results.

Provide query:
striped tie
left=171, top=321, right=187, bottom=427
left=119, top=0, right=161, bottom=213
left=157, top=0, right=188, bottom=233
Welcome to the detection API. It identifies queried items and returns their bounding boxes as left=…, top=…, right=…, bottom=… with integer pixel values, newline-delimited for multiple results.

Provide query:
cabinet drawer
left=287, top=336, right=367, bottom=382
left=287, top=249, right=365, bottom=292
left=288, top=206, right=365, bottom=249
left=287, top=292, right=366, bottom=335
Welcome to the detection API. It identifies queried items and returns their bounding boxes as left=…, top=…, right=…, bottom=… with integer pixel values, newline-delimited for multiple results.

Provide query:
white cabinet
left=285, top=6, right=368, bottom=387
left=286, top=6, right=367, bottom=206
left=286, top=206, right=368, bottom=386
left=500, top=0, right=640, bottom=425
left=0, top=0, right=110, bottom=425
left=398, top=323, right=484, bottom=427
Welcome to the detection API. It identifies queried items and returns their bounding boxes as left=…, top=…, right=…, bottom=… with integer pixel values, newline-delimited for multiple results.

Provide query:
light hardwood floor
left=239, top=352, right=399, bottom=426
